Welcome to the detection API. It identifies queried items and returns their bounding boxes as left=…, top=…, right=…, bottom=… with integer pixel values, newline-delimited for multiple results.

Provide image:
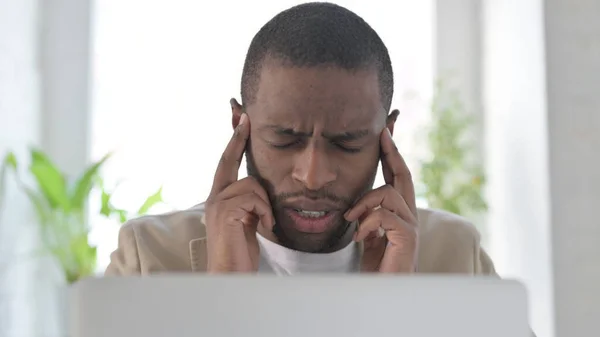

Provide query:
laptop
left=69, top=275, right=530, bottom=337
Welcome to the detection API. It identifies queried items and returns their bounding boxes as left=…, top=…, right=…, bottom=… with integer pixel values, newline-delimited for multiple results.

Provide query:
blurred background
left=0, top=0, right=598, bottom=336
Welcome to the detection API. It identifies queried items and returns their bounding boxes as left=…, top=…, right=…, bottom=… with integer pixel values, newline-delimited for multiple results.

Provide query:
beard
left=245, top=147, right=377, bottom=253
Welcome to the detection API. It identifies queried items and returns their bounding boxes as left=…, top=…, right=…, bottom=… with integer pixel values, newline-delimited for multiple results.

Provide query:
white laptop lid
left=70, top=275, right=529, bottom=337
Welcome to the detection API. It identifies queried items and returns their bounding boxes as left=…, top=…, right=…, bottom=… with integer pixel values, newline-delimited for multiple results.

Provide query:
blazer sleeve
left=104, top=222, right=142, bottom=276
left=476, top=245, right=498, bottom=275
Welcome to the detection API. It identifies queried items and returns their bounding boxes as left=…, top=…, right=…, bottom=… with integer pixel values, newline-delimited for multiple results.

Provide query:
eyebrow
left=261, top=125, right=370, bottom=141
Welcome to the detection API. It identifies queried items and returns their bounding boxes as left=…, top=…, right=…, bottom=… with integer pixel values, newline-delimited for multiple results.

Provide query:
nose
left=292, top=143, right=337, bottom=190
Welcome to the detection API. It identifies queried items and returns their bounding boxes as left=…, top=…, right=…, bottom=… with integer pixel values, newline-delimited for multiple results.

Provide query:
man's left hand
left=344, top=127, right=418, bottom=273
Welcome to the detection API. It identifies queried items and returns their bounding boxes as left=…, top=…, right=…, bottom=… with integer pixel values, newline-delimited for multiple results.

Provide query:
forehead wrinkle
left=249, top=64, right=386, bottom=131
left=253, top=101, right=383, bottom=134
left=254, top=63, right=382, bottom=106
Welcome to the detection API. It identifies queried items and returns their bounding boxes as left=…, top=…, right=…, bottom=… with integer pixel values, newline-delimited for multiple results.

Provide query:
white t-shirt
left=256, top=233, right=360, bottom=275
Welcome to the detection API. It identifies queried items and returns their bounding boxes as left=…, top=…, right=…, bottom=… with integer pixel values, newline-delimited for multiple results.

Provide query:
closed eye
left=333, top=142, right=362, bottom=153
left=270, top=139, right=304, bottom=149
left=269, top=139, right=362, bottom=153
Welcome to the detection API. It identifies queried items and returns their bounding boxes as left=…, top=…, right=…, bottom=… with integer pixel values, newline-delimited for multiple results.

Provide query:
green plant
left=418, top=81, right=488, bottom=217
left=0, top=149, right=163, bottom=284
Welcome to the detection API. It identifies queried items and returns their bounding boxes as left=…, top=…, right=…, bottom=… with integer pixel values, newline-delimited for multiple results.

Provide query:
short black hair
left=241, top=2, right=394, bottom=112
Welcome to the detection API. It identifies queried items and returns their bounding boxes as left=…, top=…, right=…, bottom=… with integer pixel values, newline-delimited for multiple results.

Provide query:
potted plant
left=418, top=81, right=488, bottom=228
left=1, top=149, right=163, bottom=335
left=0, top=149, right=163, bottom=283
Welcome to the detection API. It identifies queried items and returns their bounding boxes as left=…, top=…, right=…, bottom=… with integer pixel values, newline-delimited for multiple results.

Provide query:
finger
left=223, top=192, right=275, bottom=230
left=219, top=176, right=270, bottom=206
left=360, top=233, right=386, bottom=272
left=358, top=207, right=373, bottom=224
left=355, top=208, right=417, bottom=273
left=344, top=185, right=414, bottom=223
left=211, top=113, right=250, bottom=195
left=354, top=208, right=401, bottom=242
left=380, top=128, right=417, bottom=215
left=379, top=225, right=418, bottom=273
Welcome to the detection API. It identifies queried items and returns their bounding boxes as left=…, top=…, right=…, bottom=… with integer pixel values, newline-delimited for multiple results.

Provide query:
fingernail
left=239, top=113, right=248, bottom=125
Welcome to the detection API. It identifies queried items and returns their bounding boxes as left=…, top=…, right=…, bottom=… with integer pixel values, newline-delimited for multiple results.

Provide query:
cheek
left=338, top=147, right=380, bottom=187
left=249, top=139, right=293, bottom=182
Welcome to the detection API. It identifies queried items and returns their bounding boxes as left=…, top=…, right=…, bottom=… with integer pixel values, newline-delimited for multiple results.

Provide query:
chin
left=273, top=214, right=351, bottom=253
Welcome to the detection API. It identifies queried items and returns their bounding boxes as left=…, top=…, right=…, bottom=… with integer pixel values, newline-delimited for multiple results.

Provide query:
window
left=90, top=0, right=434, bottom=271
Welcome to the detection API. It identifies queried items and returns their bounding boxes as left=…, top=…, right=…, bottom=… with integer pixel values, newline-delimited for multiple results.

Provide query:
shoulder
left=105, top=204, right=208, bottom=275
left=123, top=203, right=208, bottom=241
left=416, top=207, right=481, bottom=244
left=415, top=208, right=495, bottom=274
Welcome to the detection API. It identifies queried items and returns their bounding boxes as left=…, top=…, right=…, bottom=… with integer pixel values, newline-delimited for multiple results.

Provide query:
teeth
left=295, top=209, right=328, bottom=218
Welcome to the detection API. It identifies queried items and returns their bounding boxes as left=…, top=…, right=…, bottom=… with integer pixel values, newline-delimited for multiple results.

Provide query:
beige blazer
left=104, top=205, right=540, bottom=336
left=105, top=204, right=498, bottom=276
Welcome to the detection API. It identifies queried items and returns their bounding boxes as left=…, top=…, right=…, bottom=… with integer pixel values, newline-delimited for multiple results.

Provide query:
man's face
left=243, top=61, right=390, bottom=253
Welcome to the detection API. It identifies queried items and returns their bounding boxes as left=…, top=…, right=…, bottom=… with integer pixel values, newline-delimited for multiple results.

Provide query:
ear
left=385, top=109, right=400, bottom=135
left=230, top=98, right=244, bottom=130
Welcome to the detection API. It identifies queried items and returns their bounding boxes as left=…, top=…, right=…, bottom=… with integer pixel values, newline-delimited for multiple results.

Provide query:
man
left=105, top=2, right=497, bottom=276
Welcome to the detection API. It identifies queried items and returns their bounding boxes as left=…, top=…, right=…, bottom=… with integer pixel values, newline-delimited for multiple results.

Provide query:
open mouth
left=293, top=209, right=330, bottom=218
left=285, top=208, right=337, bottom=233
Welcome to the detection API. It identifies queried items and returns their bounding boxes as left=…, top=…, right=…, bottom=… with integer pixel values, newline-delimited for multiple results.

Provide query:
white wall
left=435, top=0, right=482, bottom=122
left=36, top=2, right=93, bottom=335
left=39, top=0, right=92, bottom=176
left=544, top=1, right=600, bottom=336
left=0, top=0, right=41, bottom=336
left=434, top=0, right=489, bottom=244
left=0, top=0, right=92, bottom=336
left=484, top=1, right=600, bottom=337
left=482, top=1, right=554, bottom=336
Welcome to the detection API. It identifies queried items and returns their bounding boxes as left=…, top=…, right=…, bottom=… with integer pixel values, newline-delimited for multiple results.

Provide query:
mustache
left=271, top=189, right=353, bottom=207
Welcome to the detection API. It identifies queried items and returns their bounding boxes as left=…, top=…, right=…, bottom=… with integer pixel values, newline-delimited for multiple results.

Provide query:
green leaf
left=117, top=209, right=128, bottom=224
left=100, top=188, right=112, bottom=217
left=65, top=270, right=81, bottom=284
left=57, top=234, right=98, bottom=284
left=70, top=153, right=111, bottom=210
left=0, top=152, right=17, bottom=214
left=2, top=152, right=53, bottom=225
left=22, top=186, right=51, bottom=225
left=72, top=235, right=96, bottom=269
left=136, top=187, right=163, bottom=215
left=4, top=152, right=17, bottom=170
left=1, top=150, right=106, bottom=285
left=29, top=149, right=70, bottom=211
left=98, top=187, right=131, bottom=223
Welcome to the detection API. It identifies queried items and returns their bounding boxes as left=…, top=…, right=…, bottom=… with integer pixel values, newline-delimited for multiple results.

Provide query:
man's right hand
left=204, top=113, right=274, bottom=273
